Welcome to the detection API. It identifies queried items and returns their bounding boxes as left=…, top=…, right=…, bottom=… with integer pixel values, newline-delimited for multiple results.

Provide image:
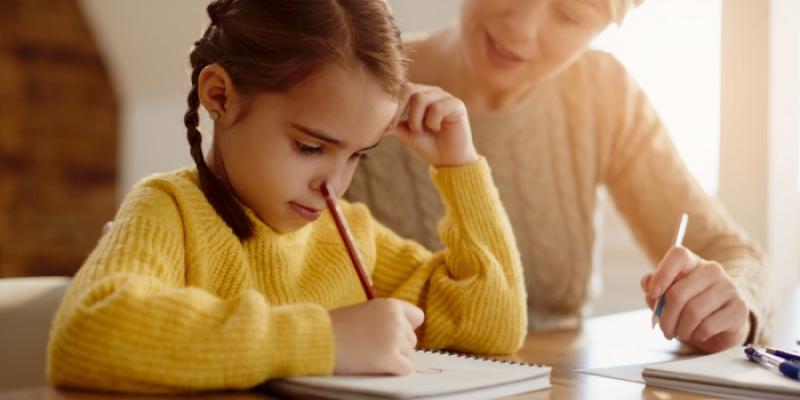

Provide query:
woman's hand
left=641, top=246, right=751, bottom=353
left=390, top=83, right=479, bottom=167
left=329, top=298, right=424, bottom=375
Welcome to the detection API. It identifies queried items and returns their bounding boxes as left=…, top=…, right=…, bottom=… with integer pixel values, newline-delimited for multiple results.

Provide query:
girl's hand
left=329, top=298, right=424, bottom=375
left=641, top=247, right=751, bottom=353
left=390, top=83, right=479, bottom=167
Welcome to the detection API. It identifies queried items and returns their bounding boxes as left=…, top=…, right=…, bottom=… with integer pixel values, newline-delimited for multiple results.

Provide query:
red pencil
left=321, top=182, right=376, bottom=300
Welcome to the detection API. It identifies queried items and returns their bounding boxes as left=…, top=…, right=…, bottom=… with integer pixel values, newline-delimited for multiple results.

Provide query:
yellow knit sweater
left=46, top=158, right=527, bottom=393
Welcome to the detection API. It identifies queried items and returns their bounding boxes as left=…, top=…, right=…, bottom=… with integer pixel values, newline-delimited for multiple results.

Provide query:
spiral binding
left=415, top=348, right=546, bottom=368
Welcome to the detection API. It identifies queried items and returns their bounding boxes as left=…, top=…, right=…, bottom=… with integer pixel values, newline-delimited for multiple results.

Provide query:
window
left=592, top=0, right=722, bottom=194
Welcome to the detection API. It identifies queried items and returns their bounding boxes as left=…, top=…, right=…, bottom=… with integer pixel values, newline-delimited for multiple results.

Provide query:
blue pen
left=762, top=347, right=800, bottom=363
left=652, top=213, right=689, bottom=329
left=745, top=347, right=800, bottom=381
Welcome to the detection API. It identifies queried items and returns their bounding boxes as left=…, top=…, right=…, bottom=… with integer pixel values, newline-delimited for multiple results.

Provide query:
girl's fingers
left=406, top=89, right=449, bottom=134
left=424, top=97, right=465, bottom=132
left=658, top=263, right=715, bottom=339
left=406, top=328, right=418, bottom=348
left=400, top=302, right=425, bottom=329
left=649, top=246, right=699, bottom=299
left=395, top=344, right=415, bottom=373
left=674, top=280, right=729, bottom=341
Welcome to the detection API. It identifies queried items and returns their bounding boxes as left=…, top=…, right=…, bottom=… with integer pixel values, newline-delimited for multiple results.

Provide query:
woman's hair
left=184, top=0, right=408, bottom=240
left=608, top=0, right=644, bottom=25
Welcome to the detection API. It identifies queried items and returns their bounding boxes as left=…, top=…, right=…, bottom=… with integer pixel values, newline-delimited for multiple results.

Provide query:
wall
left=1, top=0, right=118, bottom=277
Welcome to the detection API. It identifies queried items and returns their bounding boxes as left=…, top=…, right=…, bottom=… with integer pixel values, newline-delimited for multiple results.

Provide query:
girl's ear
left=197, top=64, right=242, bottom=127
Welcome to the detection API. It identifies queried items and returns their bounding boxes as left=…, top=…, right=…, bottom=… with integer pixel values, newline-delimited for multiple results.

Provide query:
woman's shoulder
left=402, top=27, right=456, bottom=85
left=559, top=49, right=630, bottom=88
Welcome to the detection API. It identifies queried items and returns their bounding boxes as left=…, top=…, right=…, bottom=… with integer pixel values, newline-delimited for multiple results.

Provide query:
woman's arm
left=598, top=54, right=766, bottom=350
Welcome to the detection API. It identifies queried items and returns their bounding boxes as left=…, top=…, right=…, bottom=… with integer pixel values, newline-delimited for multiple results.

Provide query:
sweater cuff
left=428, top=157, right=502, bottom=228
left=716, top=256, right=766, bottom=345
left=263, top=304, right=334, bottom=379
left=729, top=275, right=764, bottom=345
left=736, top=285, right=762, bottom=345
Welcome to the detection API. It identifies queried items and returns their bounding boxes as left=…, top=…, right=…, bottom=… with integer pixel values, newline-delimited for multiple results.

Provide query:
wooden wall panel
left=0, top=0, right=118, bottom=277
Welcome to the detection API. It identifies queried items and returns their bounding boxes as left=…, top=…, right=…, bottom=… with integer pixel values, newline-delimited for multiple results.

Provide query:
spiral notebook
left=264, top=349, right=551, bottom=400
left=642, top=347, right=800, bottom=400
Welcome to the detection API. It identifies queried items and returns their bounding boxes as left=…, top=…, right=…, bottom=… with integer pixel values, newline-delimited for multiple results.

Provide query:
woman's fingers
left=640, top=273, right=651, bottom=292
left=641, top=274, right=657, bottom=309
left=657, top=260, right=715, bottom=339
left=673, top=280, right=729, bottom=341
left=692, top=297, right=748, bottom=343
left=649, top=246, right=699, bottom=299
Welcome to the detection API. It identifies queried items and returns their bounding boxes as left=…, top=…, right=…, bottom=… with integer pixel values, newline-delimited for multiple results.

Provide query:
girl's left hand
left=390, top=83, right=479, bottom=167
left=641, top=246, right=751, bottom=353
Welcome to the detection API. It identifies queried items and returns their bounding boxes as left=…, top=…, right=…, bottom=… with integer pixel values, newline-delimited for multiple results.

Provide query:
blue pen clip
left=762, top=346, right=800, bottom=364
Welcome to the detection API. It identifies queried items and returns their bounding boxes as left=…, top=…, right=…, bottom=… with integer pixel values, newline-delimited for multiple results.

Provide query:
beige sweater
left=347, top=49, right=767, bottom=339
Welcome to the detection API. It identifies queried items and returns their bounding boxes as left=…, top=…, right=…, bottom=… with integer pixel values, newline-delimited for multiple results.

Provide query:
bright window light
left=592, top=0, right=722, bottom=194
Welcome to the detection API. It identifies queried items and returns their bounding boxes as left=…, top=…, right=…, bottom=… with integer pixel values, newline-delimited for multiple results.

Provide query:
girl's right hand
left=329, top=298, right=424, bottom=375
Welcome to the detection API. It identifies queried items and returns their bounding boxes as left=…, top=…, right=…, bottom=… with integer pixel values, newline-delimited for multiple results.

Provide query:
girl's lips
left=484, top=31, right=525, bottom=69
left=289, top=201, right=322, bottom=221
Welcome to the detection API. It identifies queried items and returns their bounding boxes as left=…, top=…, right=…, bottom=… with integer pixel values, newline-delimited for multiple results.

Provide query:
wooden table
left=4, top=292, right=798, bottom=400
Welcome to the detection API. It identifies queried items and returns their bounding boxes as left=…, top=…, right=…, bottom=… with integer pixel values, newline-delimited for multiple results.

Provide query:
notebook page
left=643, top=347, right=800, bottom=395
left=278, top=349, right=551, bottom=398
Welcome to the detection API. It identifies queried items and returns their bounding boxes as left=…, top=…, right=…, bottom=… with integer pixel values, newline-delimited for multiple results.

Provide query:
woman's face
left=459, top=0, right=611, bottom=92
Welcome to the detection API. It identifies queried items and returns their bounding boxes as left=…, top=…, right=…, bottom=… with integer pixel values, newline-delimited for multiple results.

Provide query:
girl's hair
left=185, top=0, right=408, bottom=240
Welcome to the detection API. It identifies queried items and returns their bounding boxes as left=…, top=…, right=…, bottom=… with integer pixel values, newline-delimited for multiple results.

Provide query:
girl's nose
left=310, top=164, right=347, bottom=197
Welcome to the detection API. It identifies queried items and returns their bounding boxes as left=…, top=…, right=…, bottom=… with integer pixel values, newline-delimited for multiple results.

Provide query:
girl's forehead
left=261, top=65, right=400, bottom=146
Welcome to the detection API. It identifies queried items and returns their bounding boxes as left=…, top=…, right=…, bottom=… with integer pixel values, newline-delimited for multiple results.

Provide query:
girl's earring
left=209, top=110, right=220, bottom=121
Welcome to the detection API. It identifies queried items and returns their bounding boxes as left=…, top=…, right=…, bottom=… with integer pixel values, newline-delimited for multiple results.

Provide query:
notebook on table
left=642, top=346, right=800, bottom=400
left=264, top=348, right=551, bottom=400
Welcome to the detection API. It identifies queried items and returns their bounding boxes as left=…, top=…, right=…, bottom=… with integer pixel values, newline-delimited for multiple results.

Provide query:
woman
left=347, top=0, right=767, bottom=353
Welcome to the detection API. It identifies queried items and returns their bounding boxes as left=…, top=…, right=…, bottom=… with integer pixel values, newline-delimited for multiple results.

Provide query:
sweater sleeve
left=47, top=181, right=334, bottom=393
left=368, top=158, right=527, bottom=355
left=598, top=54, right=768, bottom=343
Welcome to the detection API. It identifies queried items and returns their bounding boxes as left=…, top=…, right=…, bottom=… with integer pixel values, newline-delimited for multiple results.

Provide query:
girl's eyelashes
left=293, top=140, right=369, bottom=161
left=294, top=140, right=323, bottom=156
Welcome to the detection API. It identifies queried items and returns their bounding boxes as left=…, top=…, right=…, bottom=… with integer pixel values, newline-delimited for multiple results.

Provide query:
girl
left=46, top=0, right=526, bottom=393
left=348, top=0, right=766, bottom=354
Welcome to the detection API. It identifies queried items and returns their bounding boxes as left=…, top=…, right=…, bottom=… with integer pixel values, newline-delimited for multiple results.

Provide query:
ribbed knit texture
left=347, top=49, right=768, bottom=339
left=47, top=158, right=527, bottom=393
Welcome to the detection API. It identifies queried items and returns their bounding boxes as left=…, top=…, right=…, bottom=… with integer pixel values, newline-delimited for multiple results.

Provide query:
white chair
left=0, top=276, right=70, bottom=391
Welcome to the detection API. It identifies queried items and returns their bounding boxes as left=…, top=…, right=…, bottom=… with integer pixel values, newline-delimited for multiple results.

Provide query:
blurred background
left=2, top=0, right=798, bottom=316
